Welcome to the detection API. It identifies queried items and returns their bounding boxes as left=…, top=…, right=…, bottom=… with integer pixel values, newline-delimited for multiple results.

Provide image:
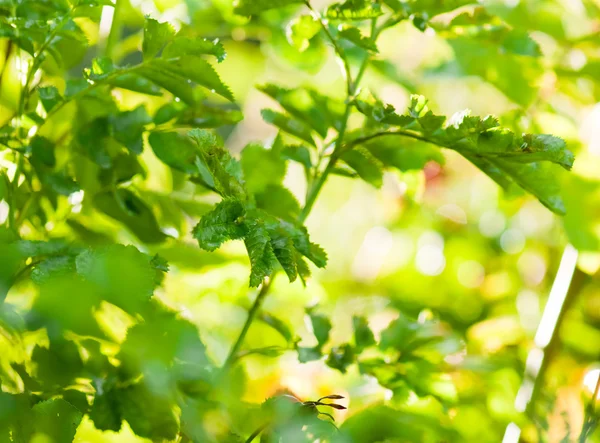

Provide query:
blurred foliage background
left=1, top=0, right=600, bottom=442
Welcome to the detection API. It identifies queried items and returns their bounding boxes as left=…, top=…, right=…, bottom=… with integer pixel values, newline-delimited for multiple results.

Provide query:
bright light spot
left=352, top=226, right=393, bottom=281
left=0, top=201, right=9, bottom=224
left=514, top=380, right=534, bottom=412
left=27, top=125, right=38, bottom=138
left=45, top=222, right=54, bottom=231
left=525, top=348, right=544, bottom=377
left=437, top=203, right=467, bottom=224
left=457, top=260, right=485, bottom=288
left=418, top=230, right=444, bottom=249
left=535, top=244, right=578, bottom=348
left=568, top=49, right=587, bottom=70
left=583, top=368, right=600, bottom=396
left=416, top=245, right=445, bottom=276
left=68, top=190, right=84, bottom=206
left=517, top=251, right=546, bottom=286
left=479, top=210, right=505, bottom=237
left=500, top=229, right=525, bottom=254
left=163, top=227, right=179, bottom=239
left=502, top=422, right=521, bottom=443
left=98, top=6, right=115, bottom=40
left=68, top=189, right=83, bottom=213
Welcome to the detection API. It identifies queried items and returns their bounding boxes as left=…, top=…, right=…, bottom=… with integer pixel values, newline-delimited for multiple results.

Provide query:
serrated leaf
left=338, top=25, right=378, bottom=52
left=189, top=129, right=246, bottom=198
left=143, top=56, right=234, bottom=101
left=261, top=109, right=316, bottom=147
left=192, top=199, right=246, bottom=251
left=163, top=36, right=226, bottom=62
left=143, top=18, right=175, bottom=59
left=244, top=219, right=277, bottom=287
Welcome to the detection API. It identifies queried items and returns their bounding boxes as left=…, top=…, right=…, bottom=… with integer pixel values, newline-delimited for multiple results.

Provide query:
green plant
left=0, top=0, right=598, bottom=441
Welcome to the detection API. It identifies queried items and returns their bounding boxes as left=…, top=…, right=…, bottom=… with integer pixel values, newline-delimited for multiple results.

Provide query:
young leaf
left=241, top=143, right=287, bottom=194
left=325, top=0, right=383, bottom=20
left=287, top=15, right=321, bottom=52
left=143, top=18, right=175, bottom=59
left=244, top=219, right=277, bottom=287
left=307, top=307, right=331, bottom=348
left=192, top=199, right=246, bottom=251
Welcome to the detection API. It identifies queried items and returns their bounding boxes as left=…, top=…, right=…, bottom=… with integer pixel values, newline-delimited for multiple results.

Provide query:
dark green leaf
left=261, top=109, right=316, bottom=147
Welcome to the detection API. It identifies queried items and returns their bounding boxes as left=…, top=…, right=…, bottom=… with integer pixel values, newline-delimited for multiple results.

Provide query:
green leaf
left=163, top=36, right=226, bottom=62
left=297, top=346, right=322, bottom=362
left=234, top=0, right=303, bottom=15
left=338, top=25, right=378, bottom=52
left=341, top=148, right=384, bottom=187
left=38, top=86, right=62, bottom=112
left=287, top=15, right=321, bottom=52
left=31, top=339, right=83, bottom=388
left=143, top=17, right=175, bottom=59
left=109, top=73, right=163, bottom=96
left=259, top=313, right=294, bottom=343
left=241, top=143, right=287, bottom=194
left=261, top=109, right=316, bottom=146
left=353, top=316, right=376, bottom=351
left=29, top=273, right=104, bottom=338
left=326, top=344, right=355, bottom=373
left=27, top=399, right=83, bottom=443
left=259, top=84, right=342, bottom=138
left=110, top=105, right=152, bottom=155
left=119, top=304, right=212, bottom=383
left=189, top=129, right=246, bottom=198
left=76, top=245, right=160, bottom=314
left=280, top=144, right=313, bottom=173
left=148, top=130, right=201, bottom=174
left=307, top=307, right=331, bottom=348
left=255, top=184, right=301, bottom=221
left=142, top=56, right=234, bottom=101
left=489, top=159, right=567, bottom=214
left=362, top=137, right=445, bottom=171
left=244, top=219, right=277, bottom=287
left=118, top=382, right=179, bottom=440
left=93, top=189, right=167, bottom=243
left=89, top=379, right=121, bottom=432
left=325, top=0, right=383, bottom=20
left=192, top=199, right=246, bottom=251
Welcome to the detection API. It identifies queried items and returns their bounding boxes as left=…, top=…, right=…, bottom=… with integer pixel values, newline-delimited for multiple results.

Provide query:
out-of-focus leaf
left=234, top=0, right=303, bottom=15
left=261, top=109, right=316, bottom=147
left=93, top=189, right=167, bottom=243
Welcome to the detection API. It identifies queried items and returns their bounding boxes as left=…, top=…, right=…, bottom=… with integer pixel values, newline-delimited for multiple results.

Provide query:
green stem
left=221, top=278, right=273, bottom=372
left=245, top=424, right=268, bottom=443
